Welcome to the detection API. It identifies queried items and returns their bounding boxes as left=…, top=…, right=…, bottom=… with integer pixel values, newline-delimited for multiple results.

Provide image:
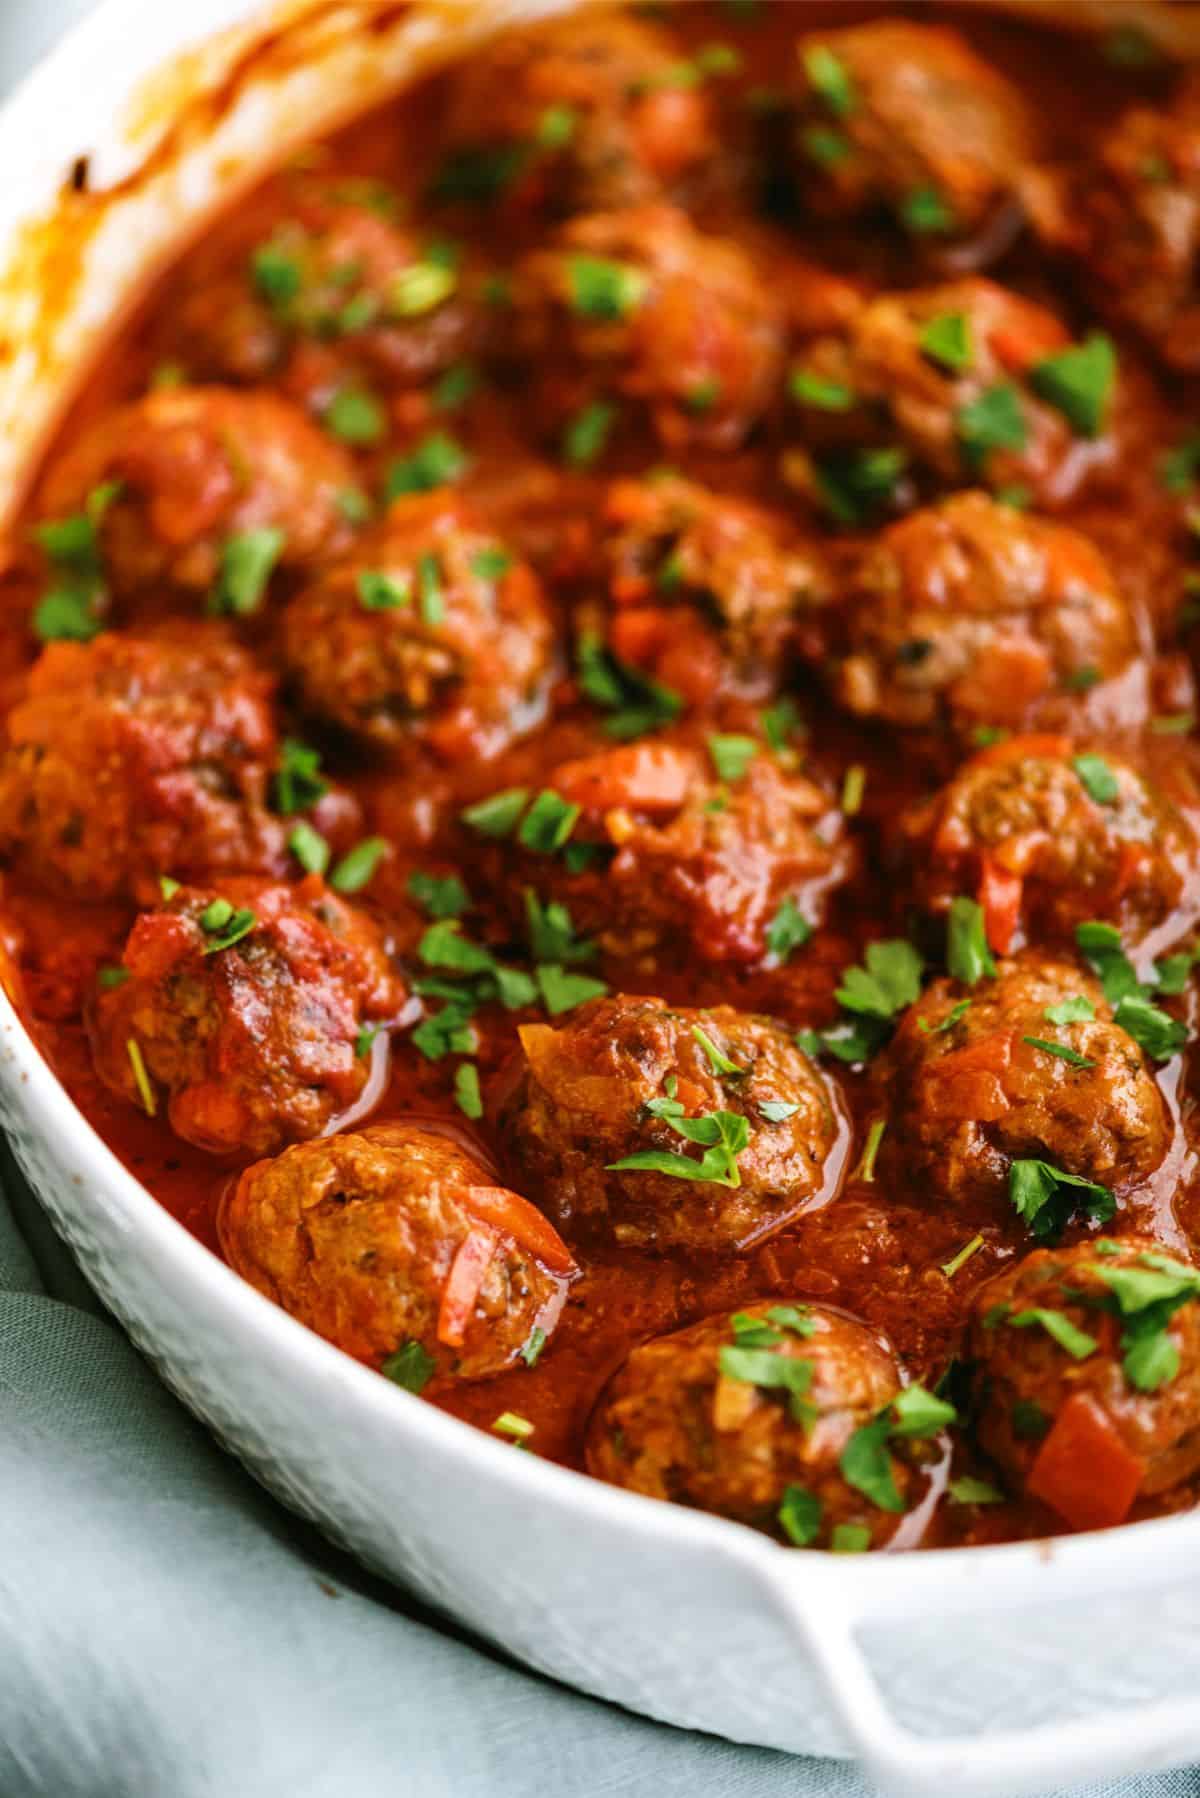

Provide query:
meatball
left=596, top=474, right=827, bottom=709
left=502, top=995, right=841, bottom=1253
left=435, top=15, right=715, bottom=220
left=0, top=626, right=286, bottom=901
left=281, top=495, right=555, bottom=763
left=88, top=876, right=408, bottom=1155
left=793, top=21, right=1033, bottom=256
left=968, top=1237, right=1200, bottom=1529
left=513, top=204, right=783, bottom=453
left=789, top=279, right=1121, bottom=510
left=539, top=740, right=848, bottom=966
left=586, top=1302, right=917, bottom=1548
left=164, top=175, right=481, bottom=398
left=830, top=492, right=1143, bottom=736
left=881, top=956, right=1169, bottom=1209
left=902, top=735, right=1197, bottom=953
left=1038, top=80, right=1200, bottom=372
left=37, top=386, right=354, bottom=598
left=220, top=1124, right=572, bottom=1378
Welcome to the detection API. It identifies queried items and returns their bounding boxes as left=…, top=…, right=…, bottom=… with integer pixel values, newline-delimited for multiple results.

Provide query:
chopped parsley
left=788, top=368, right=855, bottom=411
left=273, top=739, right=327, bottom=815
left=454, top=1062, right=483, bottom=1120
left=831, top=1524, right=872, bottom=1554
left=407, top=871, right=469, bottom=920
left=384, top=433, right=468, bottom=499
left=330, top=836, right=388, bottom=894
left=433, top=362, right=478, bottom=413
left=778, top=1484, right=822, bottom=1547
left=517, top=791, right=580, bottom=855
left=1020, top=1036, right=1096, bottom=1069
left=1072, top=752, right=1119, bottom=804
left=692, top=1024, right=747, bottom=1078
left=836, top=939, right=923, bottom=1019
left=918, top=998, right=972, bottom=1036
left=899, top=185, right=954, bottom=235
left=492, top=1410, right=535, bottom=1445
left=210, top=527, right=285, bottom=616
left=800, top=125, right=849, bottom=167
left=1045, top=994, right=1095, bottom=1025
left=941, top=1233, right=984, bottom=1279
left=1075, top=921, right=1188, bottom=1058
left=575, top=630, right=682, bottom=740
left=388, top=261, right=456, bottom=318
left=1113, top=992, right=1187, bottom=1061
left=324, top=386, right=387, bottom=445
left=462, top=788, right=530, bottom=839
left=357, top=569, right=411, bottom=610
left=1030, top=334, right=1116, bottom=438
left=957, top=383, right=1027, bottom=469
left=813, top=447, right=907, bottom=526
left=562, top=400, right=617, bottom=468
left=759, top=1100, right=800, bottom=1124
left=381, top=1339, right=435, bottom=1392
left=417, top=552, right=444, bottom=627
left=537, top=103, right=577, bottom=148
left=521, top=1326, right=547, bottom=1368
left=707, top=734, right=757, bottom=783
left=946, top=896, right=996, bottom=986
left=535, top=965, right=608, bottom=1016
left=126, top=1038, right=156, bottom=1117
left=766, top=896, right=812, bottom=964
left=856, top=1116, right=886, bottom=1183
left=1008, top=1157, right=1114, bottom=1241
left=429, top=144, right=529, bottom=204
left=1076, top=920, right=1141, bottom=1005
left=919, top=311, right=972, bottom=374
left=840, top=1384, right=955, bottom=1513
left=1095, top=1252, right=1200, bottom=1392
left=948, top=1476, right=1004, bottom=1506
left=97, top=965, right=130, bottom=991
left=1008, top=1308, right=1098, bottom=1361
left=609, top=1108, right=750, bottom=1189
left=288, top=820, right=330, bottom=876
left=566, top=255, right=648, bottom=321
left=803, top=44, right=857, bottom=117
left=198, top=898, right=257, bottom=954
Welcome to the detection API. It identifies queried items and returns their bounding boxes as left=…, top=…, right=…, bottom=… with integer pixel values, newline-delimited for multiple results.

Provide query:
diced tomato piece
left=437, top=1224, right=500, bottom=1348
left=971, top=732, right=1073, bottom=770
left=466, top=1184, right=575, bottom=1275
left=979, top=854, right=1024, bottom=955
left=553, top=742, right=696, bottom=816
left=1028, top=1391, right=1145, bottom=1531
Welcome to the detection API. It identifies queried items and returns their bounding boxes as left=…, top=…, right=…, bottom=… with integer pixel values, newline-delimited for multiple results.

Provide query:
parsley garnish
left=778, top=1485, right=822, bottom=1546
left=1030, top=334, right=1116, bottom=439
left=575, top=630, right=682, bottom=740
left=535, top=965, right=608, bottom=1016
left=210, top=527, right=285, bottom=616
left=384, top=434, right=468, bottom=499
left=566, top=255, right=648, bottom=321
left=1072, top=752, right=1119, bottom=804
left=947, top=896, right=996, bottom=985
left=517, top=791, right=579, bottom=855
left=330, top=836, right=388, bottom=894
left=358, top=569, right=411, bottom=610
left=610, top=1109, right=750, bottom=1188
left=899, top=185, right=954, bottom=235
left=766, top=896, right=812, bottom=964
left=692, top=1024, right=747, bottom=1078
left=462, top=789, right=529, bottom=838
left=324, top=386, right=386, bottom=445
left=381, top=1339, right=435, bottom=1392
left=288, top=820, right=330, bottom=875
left=836, top=939, right=923, bottom=1018
left=707, top=734, right=757, bottom=783
left=957, top=383, right=1027, bottom=469
left=1009, top=1157, right=1114, bottom=1241
left=563, top=401, right=617, bottom=468
left=407, top=871, right=470, bottom=919
left=197, top=898, right=257, bottom=954
left=919, top=312, right=972, bottom=374
left=272, top=739, right=327, bottom=815
left=813, top=447, right=907, bottom=526
left=803, top=43, right=856, bottom=116
left=788, top=368, right=855, bottom=411
left=1008, top=1308, right=1098, bottom=1360
left=454, top=1062, right=483, bottom=1120
left=1021, top=1036, right=1095, bottom=1069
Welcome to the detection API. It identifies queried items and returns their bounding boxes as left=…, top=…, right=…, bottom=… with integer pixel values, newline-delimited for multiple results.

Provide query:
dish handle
left=765, top=1551, right=1200, bottom=1798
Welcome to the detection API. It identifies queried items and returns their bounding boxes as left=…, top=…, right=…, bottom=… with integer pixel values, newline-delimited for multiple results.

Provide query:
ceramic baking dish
left=4, top=5, right=1200, bottom=1793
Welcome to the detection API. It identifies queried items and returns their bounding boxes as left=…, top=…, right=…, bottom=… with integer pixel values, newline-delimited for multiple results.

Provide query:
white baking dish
left=4, top=6, right=1200, bottom=1793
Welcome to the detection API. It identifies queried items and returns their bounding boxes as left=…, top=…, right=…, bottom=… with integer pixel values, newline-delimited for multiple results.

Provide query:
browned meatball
left=587, top=1302, right=923, bottom=1549
left=1036, top=78, right=1200, bottom=372
left=502, top=995, right=842, bottom=1253
left=967, top=1237, right=1200, bottom=1529
left=513, top=205, right=783, bottom=453
left=88, top=876, right=408, bottom=1155
left=164, top=175, right=480, bottom=397
left=881, top=956, right=1169, bottom=1210
left=281, top=495, right=555, bottom=764
left=596, top=474, right=827, bottom=710
left=901, top=735, right=1198, bottom=954
left=435, top=14, right=715, bottom=220
left=788, top=279, right=1123, bottom=512
left=793, top=21, right=1034, bottom=256
left=38, top=387, right=355, bottom=598
left=0, top=626, right=287, bottom=901
left=829, top=492, right=1144, bottom=736
left=537, top=739, right=849, bottom=967
left=220, top=1124, right=573, bottom=1378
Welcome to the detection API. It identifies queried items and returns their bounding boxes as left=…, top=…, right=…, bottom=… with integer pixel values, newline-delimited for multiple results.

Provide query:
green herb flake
left=941, top=1233, right=984, bottom=1279
left=803, top=44, right=857, bottom=117
left=388, top=261, right=456, bottom=319
left=418, top=551, right=444, bottom=627
left=788, top=368, right=855, bottom=412
left=384, top=433, right=468, bottom=499
left=957, top=383, right=1027, bottom=469
left=537, top=103, right=577, bottom=148
left=918, top=998, right=972, bottom=1037
left=948, top=1476, right=1004, bottom=1506
left=324, top=386, right=387, bottom=446
left=610, top=1109, right=750, bottom=1190
left=1021, top=1035, right=1096, bottom=1069
left=919, top=311, right=972, bottom=374
left=831, top=1523, right=872, bottom=1554
left=1076, top=919, right=1142, bottom=1006
left=759, top=1099, right=800, bottom=1124
left=1009, top=1307, right=1099, bottom=1360
left=535, top=963, right=608, bottom=1016
left=566, top=255, right=648, bottom=322
left=856, top=1116, right=886, bottom=1184
left=273, top=738, right=328, bottom=815
left=899, top=185, right=955, bottom=235
left=1045, top=995, right=1095, bottom=1025
left=1114, top=992, right=1188, bottom=1061
left=890, top=1383, right=956, bottom=1438
left=947, top=896, right=997, bottom=986
left=1009, top=1157, right=1115, bottom=1241
left=692, top=1024, right=747, bottom=1078
left=1072, top=752, right=1119, bottom=804
left=814, top=447, right=907, bottom=526
left=126, top=1038, right=157, bottom=1117
left=835, top=939, right=923, bottom=1020
left=461, top=788, right=529, bottom=839
left=198, top=901, right=257, bottom=955
left=1030, top=333, right=1116, bottom=438
left=97, top=965, right=130, bottom=991
left=707, top=734, right=757, bottom=783
left=839, top=1416, right=904, bottom=1513
left=454, top=1061, right=484, bottom=1120
left=516, top=790, right=580, bottom=855
left=357, top=568, right=411, bottom=611
left=381, top=1339, right=435, bottom=1392
left=575, top=631, right=682, bottom=741
left=210, top=526, right=285, bottom=617
left=330, top=836, right=388, bottom=894
left=288, top=820, right=330, bottom=876
left=407, top=871, right=470, bottom=919
left=778, top=1484, right=822, bottom=1547
left=766, top=896, right=812, bottom=965
left=521, top=1326, right=547, bottom=1368
left=563, top=400, right=617, bottom=469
